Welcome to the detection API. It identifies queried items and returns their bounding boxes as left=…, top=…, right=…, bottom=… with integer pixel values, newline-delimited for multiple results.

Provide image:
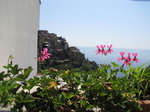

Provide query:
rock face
left=38, top=30, right=98, bottom=71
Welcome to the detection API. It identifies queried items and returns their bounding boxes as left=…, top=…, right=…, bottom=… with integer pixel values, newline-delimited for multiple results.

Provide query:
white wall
left=0, top=0, right=40, bottom=78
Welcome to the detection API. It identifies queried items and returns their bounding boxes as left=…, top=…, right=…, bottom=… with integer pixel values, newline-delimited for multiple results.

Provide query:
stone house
left=69, top=46, right=85, bottom=65
left=38, top=30, right=69, bottom=54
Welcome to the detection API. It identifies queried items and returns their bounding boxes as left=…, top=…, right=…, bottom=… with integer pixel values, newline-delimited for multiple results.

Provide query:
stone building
left=38, top=30, right=69, bottom=54
left=38, top=30, right=56, bottom=54
left=0, top=0, right=40, bottom=78
left=69, top=46, right=85, bottom=65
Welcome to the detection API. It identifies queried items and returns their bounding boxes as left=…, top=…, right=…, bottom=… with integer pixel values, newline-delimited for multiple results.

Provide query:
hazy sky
left=40, top=0, right=150, bottom=50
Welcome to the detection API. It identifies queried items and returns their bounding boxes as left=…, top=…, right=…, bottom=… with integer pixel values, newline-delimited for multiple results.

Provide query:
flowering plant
left=0, top=46, right=149, bottom=112
left=117, top=52, right=140, bottom=66
left=95, top=44, right=150, bottom=101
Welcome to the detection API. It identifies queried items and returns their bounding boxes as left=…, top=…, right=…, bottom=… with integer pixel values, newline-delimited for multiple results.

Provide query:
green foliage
left=0, top=64, right=33, bottom=108
left=1, top=57, right=150, bottom=111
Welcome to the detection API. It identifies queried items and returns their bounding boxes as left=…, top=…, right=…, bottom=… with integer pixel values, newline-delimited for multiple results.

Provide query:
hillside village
left=38, top=30, right=98, bottom=71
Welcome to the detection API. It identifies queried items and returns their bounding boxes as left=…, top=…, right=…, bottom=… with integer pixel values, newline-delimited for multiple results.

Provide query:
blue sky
left=40, top=0, right=150, bottom=50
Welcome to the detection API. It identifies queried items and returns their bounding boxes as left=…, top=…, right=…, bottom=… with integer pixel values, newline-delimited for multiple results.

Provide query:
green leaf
left=80, top=100, right=87, bottom=106
left=62, top=92, right=67, bottom=99
left=111, top=62, right=119, bottom=67
left=23, top=94, right=34, bottom=103
left=23, top=67, right=33, bottom=79
left=82, top=82, right=92, bottom=86
left=73, top=77, right=81, bottom=83
left=11, top=64, right=19, bottom=75
left=0, top=72, right=5, bottom=80
left=92, top=83, right=101, bottom=90
left=82, top=75, right=91, bottom=82
left=86, top=104, right=95, bottom=109
left=99, top=92, right=107, bottom=96
left=3, top=64, right=11, bottom=69
left=62, top=92, right=75, bottom=99
left=67, top=93, right=74, bottom=99
left=23, top=78, right=39, bottom=91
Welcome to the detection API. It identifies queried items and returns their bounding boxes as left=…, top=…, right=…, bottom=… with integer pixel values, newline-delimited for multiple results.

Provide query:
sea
left=78, top=46, right=150, bottom=69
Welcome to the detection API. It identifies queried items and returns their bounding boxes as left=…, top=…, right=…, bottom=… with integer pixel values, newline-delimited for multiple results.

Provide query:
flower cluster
left=40, top=48, right=51, bottom=61
left=95, top=44, right=114, bottom=55
left=117, top=52, right=140, bottom=66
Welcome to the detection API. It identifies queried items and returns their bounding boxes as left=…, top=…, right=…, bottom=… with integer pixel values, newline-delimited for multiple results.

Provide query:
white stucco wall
left=0, top=0, right=40, bottom=78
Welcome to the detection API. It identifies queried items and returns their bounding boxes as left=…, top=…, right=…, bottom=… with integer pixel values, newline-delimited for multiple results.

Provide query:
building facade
left=38, top=30, right=69, bottom=54
left=0, top=0, right=40, bottom=78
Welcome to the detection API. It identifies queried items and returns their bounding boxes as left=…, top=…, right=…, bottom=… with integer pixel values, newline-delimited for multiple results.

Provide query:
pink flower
left=126, top=52, right=132, bottom=62
left=123, top=60, right=130, bottom=66
left=95, top=44, right=113, bottom=56
left=40, top=48, right=51, bottom=61
left=132, top=53, right=140, bottom=63
left=100, top=45, right=106, bottom=54
left=120, top=52, right=125, bottom=56
left=103, top=50, right=108, bottom=55
left=100, top=45, right=106, bottom=49
left=117, top=52, right=125, bottom=61
left=117, top=52, right=140, bottom=66
left=95, top=45, right=101, bottom=55
left=107, top=45, right=114, bottom=54
left=123, top=55, right=132, bottom=66
left=118, top=52, right=132, bottom=65
left=107, top=45, right=113, bottom=49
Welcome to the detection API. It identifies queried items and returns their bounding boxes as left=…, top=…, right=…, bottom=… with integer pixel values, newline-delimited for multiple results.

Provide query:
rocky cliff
left=38, top=30, right=98, bottom=71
